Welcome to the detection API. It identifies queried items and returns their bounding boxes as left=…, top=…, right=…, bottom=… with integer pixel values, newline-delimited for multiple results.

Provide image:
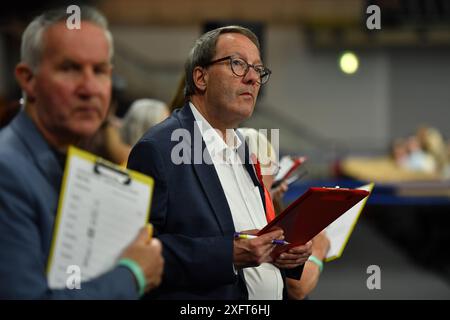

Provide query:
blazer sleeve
left=0, top=156, right=139, bottom=299
left=127, top=139, right=238, bottom=290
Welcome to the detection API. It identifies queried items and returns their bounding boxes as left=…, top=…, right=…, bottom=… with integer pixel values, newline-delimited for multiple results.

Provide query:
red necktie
left=252, top=155, right=276, bottom=223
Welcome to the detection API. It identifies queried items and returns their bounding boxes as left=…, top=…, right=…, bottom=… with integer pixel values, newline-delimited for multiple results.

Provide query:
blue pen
left=234, top=232, right=290, bottom=245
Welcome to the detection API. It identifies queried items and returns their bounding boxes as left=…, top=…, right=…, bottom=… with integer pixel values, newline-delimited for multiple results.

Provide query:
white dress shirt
left=189, top=102, right=283, bottom=300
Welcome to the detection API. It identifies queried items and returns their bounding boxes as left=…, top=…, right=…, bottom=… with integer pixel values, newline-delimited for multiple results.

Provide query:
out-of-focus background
left=1, top=0, right=449, bottom=299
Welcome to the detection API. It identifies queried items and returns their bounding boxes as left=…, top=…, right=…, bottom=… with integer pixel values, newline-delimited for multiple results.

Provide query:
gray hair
left=184, top=25, right=260, bottom=98
left=21, top=6, right=113, bottom=72
left=120, top=99, right=169, bottom=146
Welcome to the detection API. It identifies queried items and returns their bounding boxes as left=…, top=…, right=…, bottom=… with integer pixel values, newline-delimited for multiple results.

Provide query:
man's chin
left=239, top=105, right=255, bottom=121
left=72, top=122, right=103, bottom=139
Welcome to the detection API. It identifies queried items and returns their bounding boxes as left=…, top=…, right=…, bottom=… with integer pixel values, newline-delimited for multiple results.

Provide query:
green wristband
left=308, top=255, right=324, bottom=273
left=118, top=258, right=146, bottom=297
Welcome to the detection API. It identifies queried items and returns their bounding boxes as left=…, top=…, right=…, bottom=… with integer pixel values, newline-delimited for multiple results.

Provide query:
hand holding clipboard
left=257, top=186, right=370, bottom=258
left=47, top=146, right=157, bottom=289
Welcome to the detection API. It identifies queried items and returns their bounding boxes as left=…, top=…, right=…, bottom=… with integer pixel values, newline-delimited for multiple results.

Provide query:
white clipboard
left=324, top=183, right=374, bottom=262
left=47, top=146, right=154, bottom=289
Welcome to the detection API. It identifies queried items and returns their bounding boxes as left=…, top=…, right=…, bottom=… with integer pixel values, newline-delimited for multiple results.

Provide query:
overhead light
left=339, top=51, right=359, bottom=74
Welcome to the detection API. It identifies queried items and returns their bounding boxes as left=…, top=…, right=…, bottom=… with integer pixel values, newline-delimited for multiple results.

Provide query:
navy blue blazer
left=0, top=112, right=138, bottom=299
left=127, top=104, right=300, bottom=300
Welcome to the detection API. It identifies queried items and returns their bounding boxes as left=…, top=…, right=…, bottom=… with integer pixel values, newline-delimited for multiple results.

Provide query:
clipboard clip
left=94, top=159, right=131, bottom=185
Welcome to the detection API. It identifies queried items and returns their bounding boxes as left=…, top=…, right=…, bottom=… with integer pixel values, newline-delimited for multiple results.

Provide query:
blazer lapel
left=11, top=112, right=64, bottom=193
left=177, top=104, right=236, bottom=234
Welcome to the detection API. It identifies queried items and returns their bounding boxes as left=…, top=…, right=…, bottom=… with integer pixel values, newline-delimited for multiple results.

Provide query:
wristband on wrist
left=308, top=255, right=324, bottom=273
left=118, top=258, right=146, bottom=296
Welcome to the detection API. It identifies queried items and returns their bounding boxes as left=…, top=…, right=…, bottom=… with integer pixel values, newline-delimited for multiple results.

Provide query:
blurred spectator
left=120, top=98, right=169, bottom=146
left=80, top=104, right=130, bottom=165
left=417, top=126, right=448, bottom=174
left=405, top=135, right=436, bottom=173
left=239, top=127, right=330, bottom=300
left=391, top=126, right=448, bottom=176
left=81, top=98, right=169, bottom=166
left=238, top=127, right=288, bottom=212
left=391, top=137, right=409, bottom=168
left=169, top=74, right=186, bottom=112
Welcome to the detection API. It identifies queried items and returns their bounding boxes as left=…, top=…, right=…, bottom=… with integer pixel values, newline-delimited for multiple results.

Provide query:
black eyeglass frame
left=204, top=55, right=272, bottom=85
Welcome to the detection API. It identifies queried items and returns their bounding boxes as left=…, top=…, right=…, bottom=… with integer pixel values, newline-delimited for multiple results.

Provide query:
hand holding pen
left=233, top=229, right=287, bottom=269
left=234, top=232, right=290, bottom=246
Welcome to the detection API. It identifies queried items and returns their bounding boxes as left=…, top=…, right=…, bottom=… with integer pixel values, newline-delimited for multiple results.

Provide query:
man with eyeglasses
left=128, top=26, right=312, bottom=300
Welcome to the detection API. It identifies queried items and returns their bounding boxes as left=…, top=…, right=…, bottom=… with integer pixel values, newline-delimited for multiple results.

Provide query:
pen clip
left=93, top=158, right=131, bottom=185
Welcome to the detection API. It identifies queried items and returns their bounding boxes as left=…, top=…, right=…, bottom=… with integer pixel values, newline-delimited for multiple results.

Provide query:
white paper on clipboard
left=47, top=146, right=154, bottom=289
left=324, top=183, right=374, bottom=262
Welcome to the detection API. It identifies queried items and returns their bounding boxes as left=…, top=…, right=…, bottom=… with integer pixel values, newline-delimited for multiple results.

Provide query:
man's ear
left=192, top=66, right=207, bottom=93
left=15, top=63, right=36, bottom=102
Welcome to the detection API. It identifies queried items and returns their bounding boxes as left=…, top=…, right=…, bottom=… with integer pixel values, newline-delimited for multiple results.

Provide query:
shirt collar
left=189, top=102, right=242, bottom=153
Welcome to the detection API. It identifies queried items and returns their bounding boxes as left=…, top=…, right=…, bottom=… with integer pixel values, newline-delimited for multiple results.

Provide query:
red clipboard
left=257, top=187, right=370, bottom=257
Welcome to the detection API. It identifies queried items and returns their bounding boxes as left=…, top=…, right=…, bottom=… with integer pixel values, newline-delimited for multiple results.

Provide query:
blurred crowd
left=391, top=126, right=450, bottom=178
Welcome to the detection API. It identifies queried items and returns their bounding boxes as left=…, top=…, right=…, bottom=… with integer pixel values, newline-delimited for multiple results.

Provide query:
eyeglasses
left=205, top=56, right=272, bottom=85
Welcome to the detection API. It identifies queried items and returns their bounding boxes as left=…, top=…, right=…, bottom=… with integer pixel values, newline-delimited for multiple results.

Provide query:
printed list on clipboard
left=47, top=146, right=154, bottom=289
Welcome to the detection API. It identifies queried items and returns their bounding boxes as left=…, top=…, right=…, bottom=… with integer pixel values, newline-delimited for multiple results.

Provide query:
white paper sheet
left=325, top=183, right=374, bottom=261
left=47, top=148, right=153, bottom=289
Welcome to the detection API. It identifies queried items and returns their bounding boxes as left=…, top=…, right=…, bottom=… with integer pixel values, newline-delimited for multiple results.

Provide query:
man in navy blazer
left=0, top=6, right=163, bottom=299
left=128, top=26, right=312, bottom=300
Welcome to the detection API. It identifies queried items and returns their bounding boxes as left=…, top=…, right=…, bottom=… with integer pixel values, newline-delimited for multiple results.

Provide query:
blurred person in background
left=391, top=136, right=436, bottom=173
left=121, top=98, right=170, bottom=147
left=81, top=98, right=169, bottom=166
left=169, top=74, right=187, bottom=113
left=390, top=125, right=448, bottom=177
left=239, top=127, right=330, bottom=300
left=417, top=126, right=448, bottom=175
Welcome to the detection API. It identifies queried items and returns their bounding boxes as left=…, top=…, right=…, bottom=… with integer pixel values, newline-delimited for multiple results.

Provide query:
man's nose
left=77, top=69, right=102, bottom=98
left=243, top=66, right=260, bottom=85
